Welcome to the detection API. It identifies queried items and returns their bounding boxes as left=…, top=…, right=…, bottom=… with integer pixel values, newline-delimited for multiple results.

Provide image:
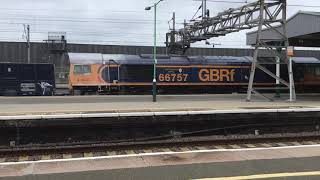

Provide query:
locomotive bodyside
left=68, top=53, right=320, bottom=94
left=68, top=53, right=277, bottom=94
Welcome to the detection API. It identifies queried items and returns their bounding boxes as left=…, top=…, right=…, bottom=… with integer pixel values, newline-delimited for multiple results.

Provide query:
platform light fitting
left=145, top=0, right=164, bottom=11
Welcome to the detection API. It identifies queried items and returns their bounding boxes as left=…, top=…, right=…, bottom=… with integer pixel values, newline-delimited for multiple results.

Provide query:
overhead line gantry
left=166, top=0, right=295, bottom=102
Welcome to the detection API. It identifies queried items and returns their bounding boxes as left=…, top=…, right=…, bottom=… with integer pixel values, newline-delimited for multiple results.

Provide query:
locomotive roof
left=291, top=57, right=320, bottom=64
left=68, top=53, right=320, bottom=65
left=68, top=53, right=252, bottom=65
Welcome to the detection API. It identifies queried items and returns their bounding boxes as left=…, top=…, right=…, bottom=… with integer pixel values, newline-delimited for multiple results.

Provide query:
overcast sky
left=0, top=0, right=319, bottom=48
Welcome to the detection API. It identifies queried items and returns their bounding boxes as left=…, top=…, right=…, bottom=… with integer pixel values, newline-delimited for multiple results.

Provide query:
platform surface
left=0, top=94, right=320, bottom=115
left=1, top=145, right=320, bottom=180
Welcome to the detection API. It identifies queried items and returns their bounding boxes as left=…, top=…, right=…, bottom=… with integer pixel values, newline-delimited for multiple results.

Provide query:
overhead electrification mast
left=166, top=0, right=295, bottom=102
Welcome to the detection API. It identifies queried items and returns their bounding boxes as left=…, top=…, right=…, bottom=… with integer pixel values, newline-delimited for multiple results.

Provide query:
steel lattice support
left=246, top=0, right=296, bottom=102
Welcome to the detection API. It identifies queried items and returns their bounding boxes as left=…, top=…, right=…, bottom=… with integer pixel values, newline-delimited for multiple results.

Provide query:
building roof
left=247, top=11, right=320, bottom=47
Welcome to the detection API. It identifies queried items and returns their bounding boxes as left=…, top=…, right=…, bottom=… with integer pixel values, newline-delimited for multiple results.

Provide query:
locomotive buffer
left=166, top=0, right=296, bottom=102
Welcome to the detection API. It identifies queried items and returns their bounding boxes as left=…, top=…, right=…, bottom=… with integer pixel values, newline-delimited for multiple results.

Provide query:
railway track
left=1, top=132, right=320, bottom=163
left=1, top=107, right=320, bottom=164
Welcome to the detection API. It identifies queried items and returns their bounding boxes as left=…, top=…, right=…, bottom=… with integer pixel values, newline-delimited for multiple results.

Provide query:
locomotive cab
left=72, top=64, right=92, bottom=82
left=69, top=64, right=95, bottom=95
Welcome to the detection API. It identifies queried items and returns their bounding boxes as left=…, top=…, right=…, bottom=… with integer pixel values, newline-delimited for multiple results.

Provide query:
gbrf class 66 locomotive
left=68, top=53, right=320, bottom=95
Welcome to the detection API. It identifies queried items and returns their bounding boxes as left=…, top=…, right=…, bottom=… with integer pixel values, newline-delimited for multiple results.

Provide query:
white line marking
left=194, top=171, right=320, bottom=180
left=1, top=144, right=320, bottom=166
left=1, top=108, right=320, bottom=120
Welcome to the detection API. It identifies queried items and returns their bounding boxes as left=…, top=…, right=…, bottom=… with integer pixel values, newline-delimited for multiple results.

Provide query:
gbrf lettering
left=199, top=69, right=235, bottom=82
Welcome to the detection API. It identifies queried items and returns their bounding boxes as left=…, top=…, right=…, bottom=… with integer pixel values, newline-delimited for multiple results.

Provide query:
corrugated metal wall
left=0, top=41, right=320, bottom=83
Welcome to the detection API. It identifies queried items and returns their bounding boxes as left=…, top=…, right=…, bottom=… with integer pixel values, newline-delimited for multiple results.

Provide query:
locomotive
left=68, top=53, right=320, bottom=95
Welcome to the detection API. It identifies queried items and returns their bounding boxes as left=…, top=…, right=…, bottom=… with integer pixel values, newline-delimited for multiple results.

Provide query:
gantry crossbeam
left=166, top=0, right=286, bottom=54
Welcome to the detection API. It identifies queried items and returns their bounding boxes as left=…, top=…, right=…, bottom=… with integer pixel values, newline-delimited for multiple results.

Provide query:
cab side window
left=74, top=65, right=82, bottom=74
left=74, top=65, right=91, bottom=74
left=82, top=65, right=91, bottom=74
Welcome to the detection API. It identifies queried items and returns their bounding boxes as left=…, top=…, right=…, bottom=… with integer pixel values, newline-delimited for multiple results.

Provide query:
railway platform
left=1, top=94, right=320, bottom=180
left=0, top=94, right=319, bottom=156
left=0, top=94, right=320, bottom=115
left=1, top=144, right=320, bottom=180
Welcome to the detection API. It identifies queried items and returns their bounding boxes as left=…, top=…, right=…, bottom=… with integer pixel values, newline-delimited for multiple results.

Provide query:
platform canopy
left=247, top=11, right=320, bottom=47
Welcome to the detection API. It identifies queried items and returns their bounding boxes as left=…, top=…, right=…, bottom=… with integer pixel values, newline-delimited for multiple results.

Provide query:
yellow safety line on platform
left=193, top=171, right=320, bottom=180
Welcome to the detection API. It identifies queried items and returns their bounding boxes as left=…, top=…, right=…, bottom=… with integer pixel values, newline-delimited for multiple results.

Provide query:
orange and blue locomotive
left=68, top=53, right=320, bottom=95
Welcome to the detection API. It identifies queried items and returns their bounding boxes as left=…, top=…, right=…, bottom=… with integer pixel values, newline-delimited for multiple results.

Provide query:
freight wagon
left=0, top=63, right=55, bottom=96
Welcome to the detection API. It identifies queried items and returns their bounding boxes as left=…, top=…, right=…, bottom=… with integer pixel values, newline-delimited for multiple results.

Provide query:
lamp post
left=145, top=0, right=164, bottom=102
